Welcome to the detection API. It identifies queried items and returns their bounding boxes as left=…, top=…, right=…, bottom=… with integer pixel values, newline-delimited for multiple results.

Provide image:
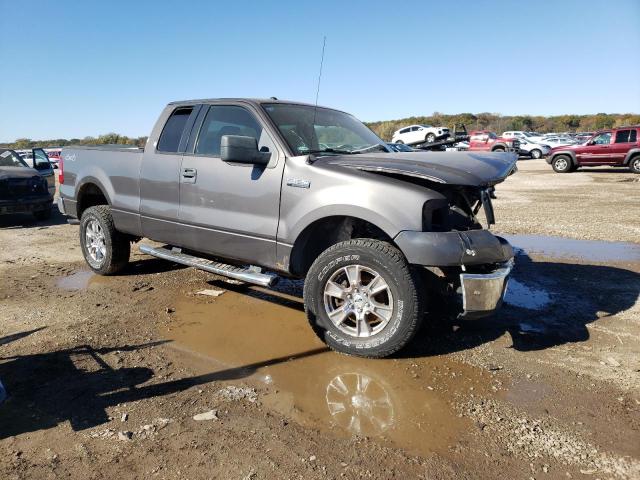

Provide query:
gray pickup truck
left=58, top=98, right=516, bottom=358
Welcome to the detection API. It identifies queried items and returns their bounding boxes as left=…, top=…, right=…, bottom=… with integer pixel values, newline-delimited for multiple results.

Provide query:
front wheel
left=426, top=133, right=436, bottom=143
left=552, top=155, right=572, bottom=173
left=530, top=149, right=542, bottom=159
left=80, top=205, right=130, bottom=275
left=304, top=239, right=424, bottom=358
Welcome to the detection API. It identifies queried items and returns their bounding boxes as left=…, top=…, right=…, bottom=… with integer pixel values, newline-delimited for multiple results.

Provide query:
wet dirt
left=501, top=234, right=640, bottom=263
left=55, top=270, right=95, bottom=290
left=166, top=280, right=493, bottom=458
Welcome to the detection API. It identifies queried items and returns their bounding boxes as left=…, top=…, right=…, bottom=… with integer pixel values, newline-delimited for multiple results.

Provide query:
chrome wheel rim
left=555, top=158, right=568, bottom=171
left=323, top=264, right=394, bottom=338
left=532, top=150, right=541, bottom=159
left=633, top=158, right=640, bottom=171
left=85, top=219, right=106, bottom=264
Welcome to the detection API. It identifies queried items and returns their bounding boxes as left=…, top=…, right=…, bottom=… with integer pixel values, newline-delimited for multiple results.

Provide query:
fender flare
left=75, top=176, right=112, bottom=208
left=549, top=150, right=577, bottom=166
left=623, top=148, right=640, bottom=165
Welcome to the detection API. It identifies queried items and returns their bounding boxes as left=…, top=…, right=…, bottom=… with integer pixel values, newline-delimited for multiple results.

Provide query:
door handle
left=181, top=167, right=197, bottom=183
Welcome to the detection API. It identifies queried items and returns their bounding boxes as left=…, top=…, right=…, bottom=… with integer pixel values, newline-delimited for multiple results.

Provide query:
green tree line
left=2, top=112, right=639, bottom=149
left=0, top=133, right=148, bottom=150
left=365, top=112, right=640, bottom=141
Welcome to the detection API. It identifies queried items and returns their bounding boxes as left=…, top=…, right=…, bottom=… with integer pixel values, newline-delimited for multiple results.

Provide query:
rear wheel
left=80, top=205, right=130, bottom=275
left=304, top=239, right=424, bottom=358
left=493, top=146, right=505, bottom=152
left=630, top=155, right=640, bottom=174
left=395, top=140, right=403, bottom=144
left=426, top=133, right=436, bottom=143
left=530, top=149, right=542, bottom=159
left=552, top=155, right=572, bottom=173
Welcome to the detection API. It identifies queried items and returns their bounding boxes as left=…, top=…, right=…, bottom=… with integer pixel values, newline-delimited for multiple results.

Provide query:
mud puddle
left=55, top=270, right=109, bottom=291
left=165, top=280, right=499, bottom=457
left=501, top=234, right=640, bottom=263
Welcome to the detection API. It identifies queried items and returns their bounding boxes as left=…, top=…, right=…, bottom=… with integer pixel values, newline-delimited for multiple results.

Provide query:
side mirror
left=220, top=135, right=270, bottom=166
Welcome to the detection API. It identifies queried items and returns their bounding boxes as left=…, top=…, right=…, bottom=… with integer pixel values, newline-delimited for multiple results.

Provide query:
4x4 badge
left=286, top=178, right=311, bottom=189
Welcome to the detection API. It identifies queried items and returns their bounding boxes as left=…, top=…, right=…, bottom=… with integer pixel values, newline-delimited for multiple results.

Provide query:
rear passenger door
left=611, top=129, right=637, bottom=165
left=178, top=103, right=285, bottom=267
left=140, top=105, right=200, bottom=245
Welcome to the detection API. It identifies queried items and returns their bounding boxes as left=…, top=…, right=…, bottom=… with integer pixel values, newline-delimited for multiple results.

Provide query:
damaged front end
left=320, top=150, right=517, bottom=319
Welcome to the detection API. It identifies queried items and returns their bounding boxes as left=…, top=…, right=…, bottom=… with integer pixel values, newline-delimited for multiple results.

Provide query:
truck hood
left=316, top=151, right=517, bottom=187
left=0, top=166, right=41, bottom=180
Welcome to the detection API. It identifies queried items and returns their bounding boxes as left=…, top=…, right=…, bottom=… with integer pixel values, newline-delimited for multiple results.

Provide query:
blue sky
left=1, top=0, right=639, bottom=141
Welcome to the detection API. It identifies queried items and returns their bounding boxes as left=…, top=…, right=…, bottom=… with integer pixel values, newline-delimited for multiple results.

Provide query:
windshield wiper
left=305, top=148, right=359, bottom=155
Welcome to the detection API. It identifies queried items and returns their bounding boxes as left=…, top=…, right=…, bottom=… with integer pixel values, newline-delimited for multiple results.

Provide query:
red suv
left=546, top=126, right=640, bottom=173
left=468, top=131, right=520, bottom=152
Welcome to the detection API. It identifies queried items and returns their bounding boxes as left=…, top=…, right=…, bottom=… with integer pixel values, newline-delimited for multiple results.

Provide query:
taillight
left=58, top=156, right=64, bottom=184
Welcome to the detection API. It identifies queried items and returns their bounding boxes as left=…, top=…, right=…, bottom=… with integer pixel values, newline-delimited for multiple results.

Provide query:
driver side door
left=32, top=148, right=56, bottom=197
left=178, top=103, right=286, bottom=268
left=577, top=132, right=613, bottom=164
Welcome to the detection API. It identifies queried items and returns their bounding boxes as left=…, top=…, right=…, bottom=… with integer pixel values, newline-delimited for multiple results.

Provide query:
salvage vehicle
left=468, top=131, right=520, bottom=152
left=0, top=149, right=54, bottom=219
left=546, top=126, right=640, bottom=173
left=58, top=99, right=516, bottom=358
left=391, top=124, right=450, bottom=145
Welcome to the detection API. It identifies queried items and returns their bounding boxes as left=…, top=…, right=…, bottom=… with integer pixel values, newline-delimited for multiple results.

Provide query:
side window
left=631, top=130, right=638, bottom=143
left=592, top=132, right=612, bottom=145
left=410, top=126, right=419, bottom=132
left=615, top=130, right=631, bottom=143
left=195, top=105, right=262, bottom=156
left=157, top=107, right=193, bottom=152
left=399, top=128, right=409, bottom=134
left=33, top=149, right=51, bottom=170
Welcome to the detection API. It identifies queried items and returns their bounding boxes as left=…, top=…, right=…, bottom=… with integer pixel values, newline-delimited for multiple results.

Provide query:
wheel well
left=77, top=183, right=108, bottom=218
left=289, top=216, right=394, bottom=276
left=626, top=152, right=640, bottom=165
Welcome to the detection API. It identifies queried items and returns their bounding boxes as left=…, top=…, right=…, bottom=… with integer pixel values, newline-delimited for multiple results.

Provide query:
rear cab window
left=157, top=106, right=194, bottom=152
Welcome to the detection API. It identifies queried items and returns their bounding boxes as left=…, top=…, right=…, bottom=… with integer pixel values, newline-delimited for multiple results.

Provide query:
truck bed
left=60, top=145, right=144, bottom=228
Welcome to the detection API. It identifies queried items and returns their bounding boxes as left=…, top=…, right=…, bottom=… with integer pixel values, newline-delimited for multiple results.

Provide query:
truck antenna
left=309, top=36, right=326, bottom=158
left=314, top=36, right=326, bottom=108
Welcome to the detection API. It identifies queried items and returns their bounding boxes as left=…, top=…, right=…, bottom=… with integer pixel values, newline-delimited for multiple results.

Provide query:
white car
left=392, top=124, right=450, bottom=145
left=541, top=136, right=577, bottom=147
left=516, top=138, right=551, bottom=159
left=502, top=131, right=546, bottom=143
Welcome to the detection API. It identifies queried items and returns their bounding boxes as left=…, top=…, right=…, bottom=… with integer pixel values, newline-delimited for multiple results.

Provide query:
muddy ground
left=0, top=159, right=639, bottom=479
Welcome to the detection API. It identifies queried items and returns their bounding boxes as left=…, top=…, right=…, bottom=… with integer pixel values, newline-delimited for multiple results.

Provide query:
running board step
left=138, top=244, right=278, bottom=287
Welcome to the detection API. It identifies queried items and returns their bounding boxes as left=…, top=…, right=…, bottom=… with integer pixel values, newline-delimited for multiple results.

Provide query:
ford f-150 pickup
left=58, top=98, right=517, bottom=358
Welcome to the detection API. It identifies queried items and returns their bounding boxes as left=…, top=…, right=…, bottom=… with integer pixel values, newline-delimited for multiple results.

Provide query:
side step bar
left=138, top=244, right=279, bottom=287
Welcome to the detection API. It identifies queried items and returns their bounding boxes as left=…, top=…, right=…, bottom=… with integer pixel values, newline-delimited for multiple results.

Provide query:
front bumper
left=458, top=259, right=513, bottom=319
left=0, top=195, right=53, bottom=215
left=394, top=229, right=514, bottom=267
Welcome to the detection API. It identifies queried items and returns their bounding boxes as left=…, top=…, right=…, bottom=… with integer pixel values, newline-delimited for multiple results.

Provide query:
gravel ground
left=0, top=160, right=638, bottom=479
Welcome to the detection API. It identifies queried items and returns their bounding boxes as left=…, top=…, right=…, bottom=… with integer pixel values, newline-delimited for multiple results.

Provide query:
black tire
left=304, top=239, right=424, bottom=358
left=395, top=140, right=403, bottom=144
left=33, top=206, right=52, bottom=221
left=426, top=133, right=436, bottom=143
left=630, top=155, right=640, bottom=174
left=530, top=149, right=542, bottom=159
left=492, top=146, right=505, bottom=152
left=79, top=205, right=130, bottom=275
left=551, top=155, right=572, bottom=173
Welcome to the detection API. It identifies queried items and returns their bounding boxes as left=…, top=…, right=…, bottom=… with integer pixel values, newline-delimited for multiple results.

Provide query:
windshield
left=0, top=150, right=29, bottom=168
left=262, top=103, right=388, bottom=155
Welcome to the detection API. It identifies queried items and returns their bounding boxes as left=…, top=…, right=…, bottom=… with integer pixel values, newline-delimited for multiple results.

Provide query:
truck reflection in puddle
left=167, top=279, right=485, bottom=456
